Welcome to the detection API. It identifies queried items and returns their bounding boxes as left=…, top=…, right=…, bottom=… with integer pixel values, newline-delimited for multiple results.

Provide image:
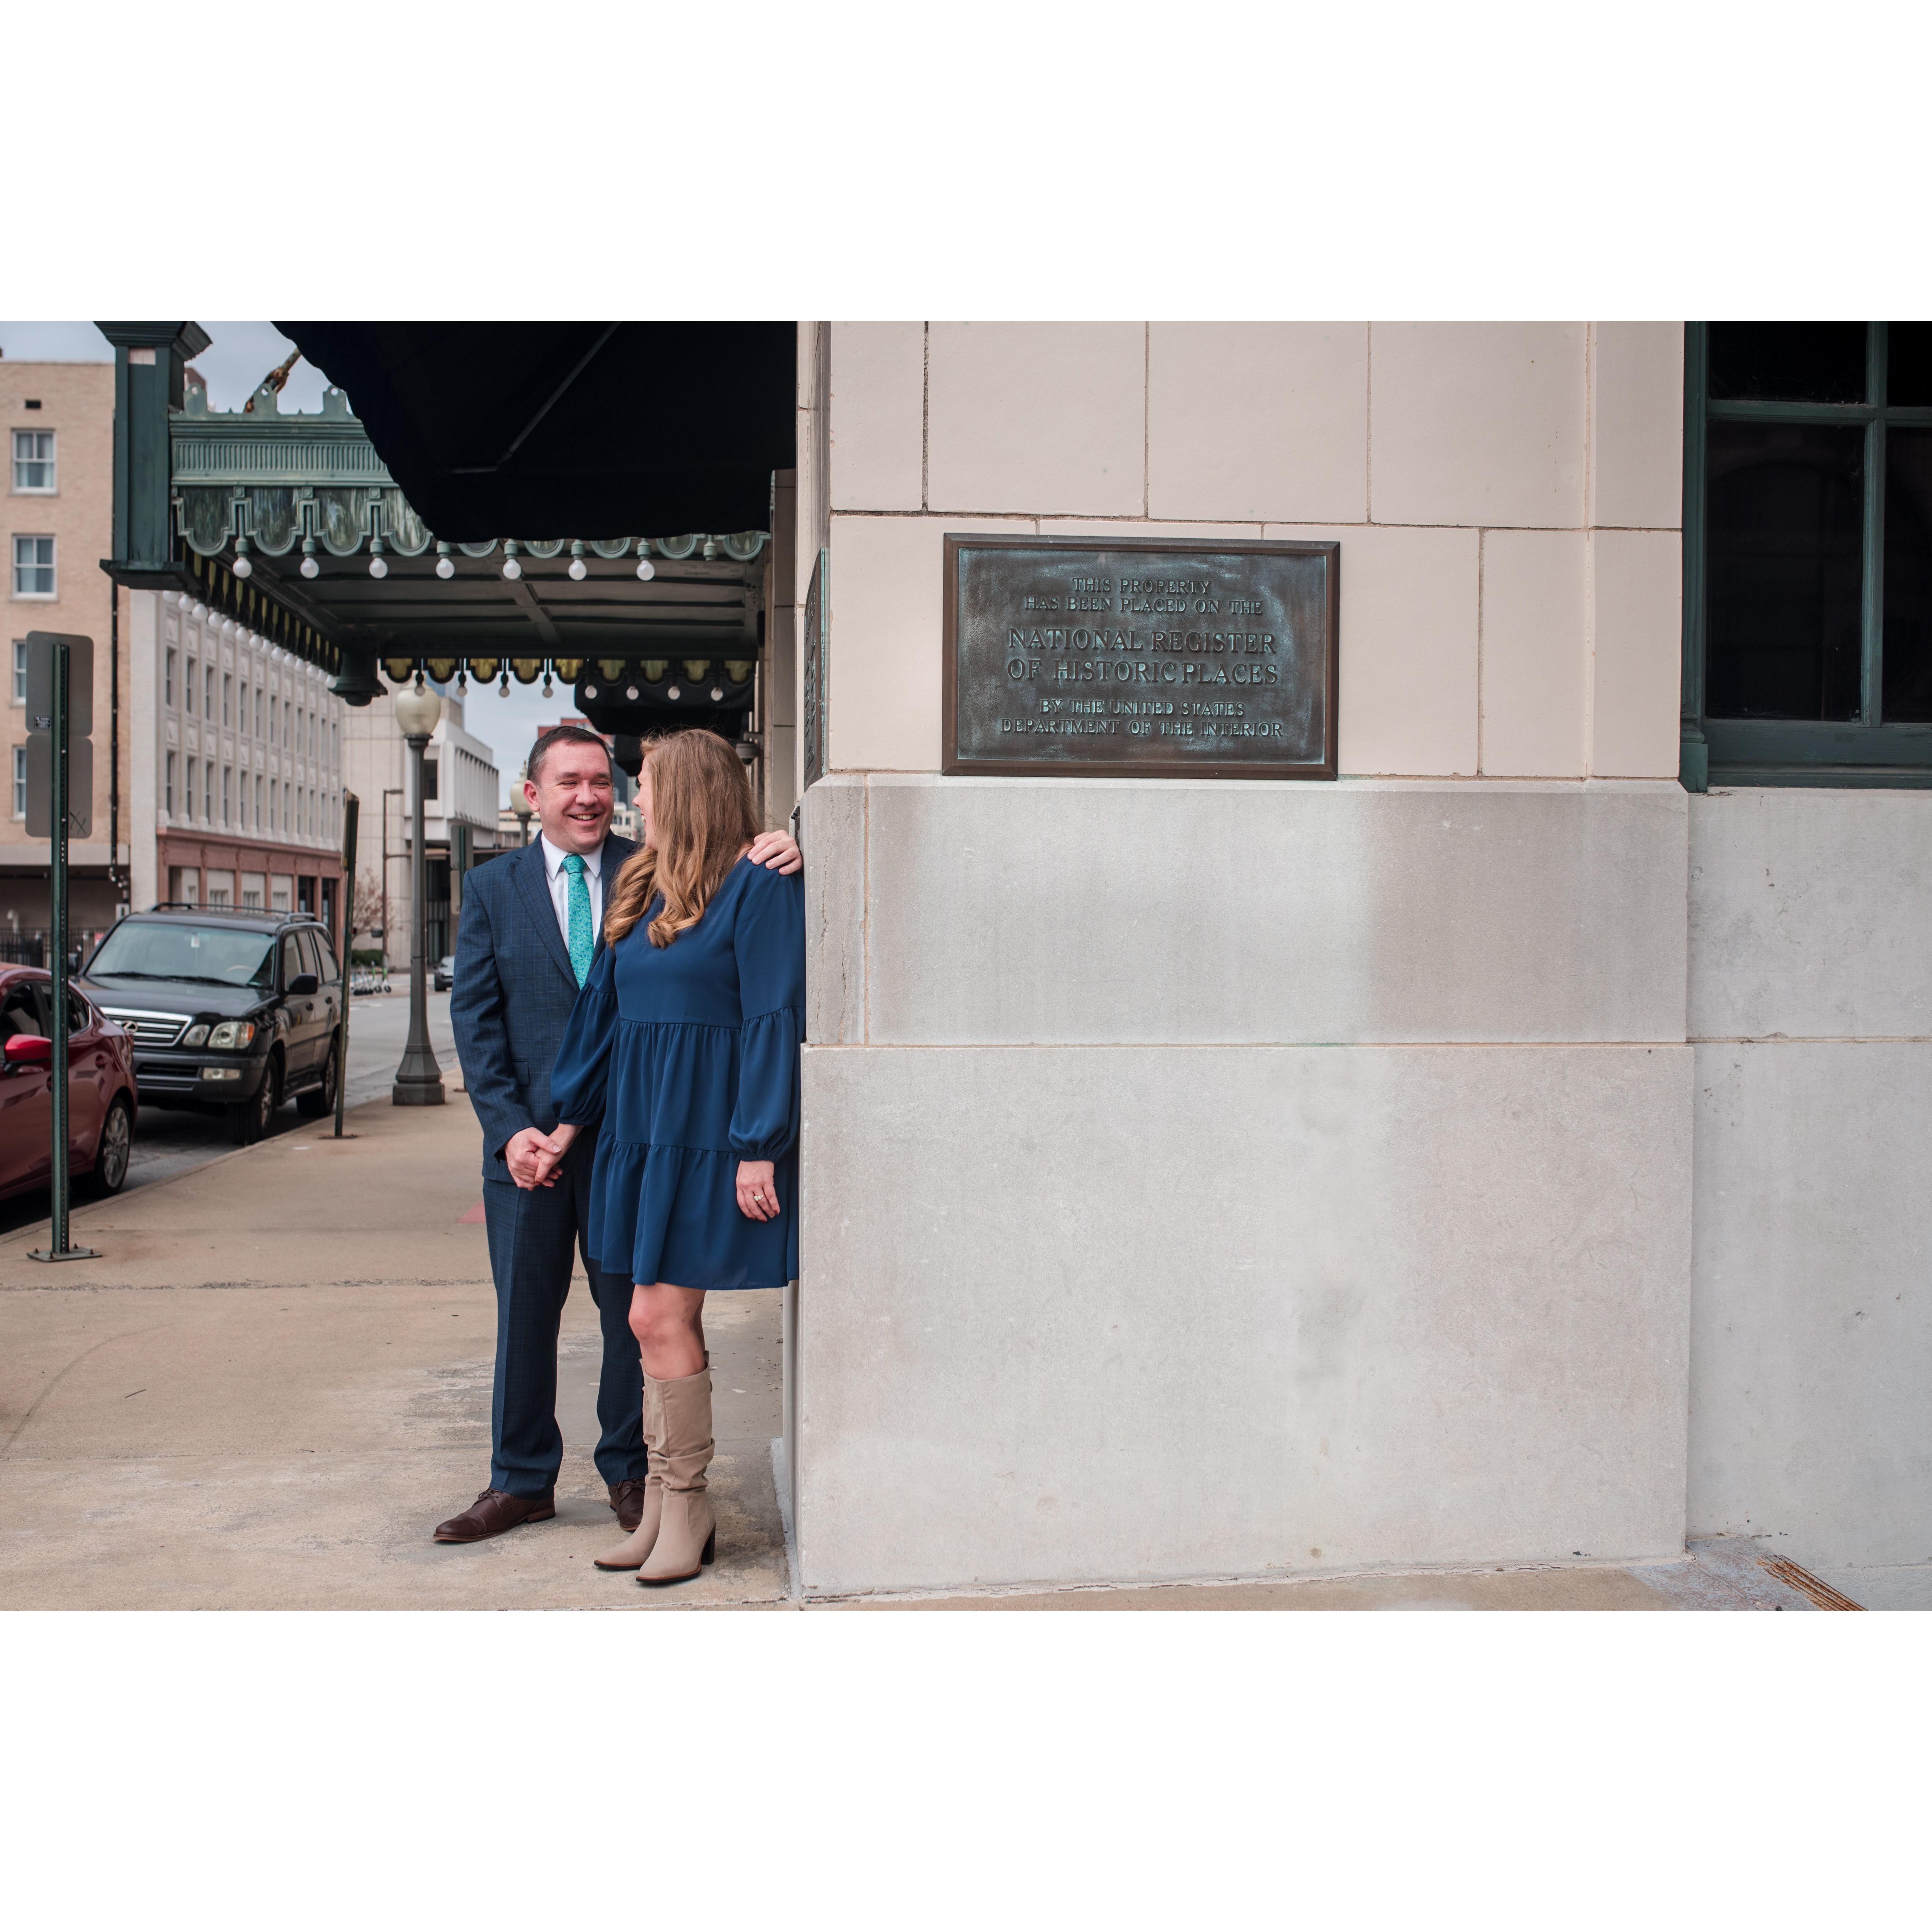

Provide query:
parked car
left=0, top=967, right=137, bottom=1201
left=77, top=909, right=343, bottom=1145
left=433, top=954, right=456, bottom=992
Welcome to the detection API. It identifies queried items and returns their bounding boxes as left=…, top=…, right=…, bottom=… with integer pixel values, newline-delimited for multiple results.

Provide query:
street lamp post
left=392, top=680, right=445, bottom=1107
left=511, top=762, right=532, bottom=845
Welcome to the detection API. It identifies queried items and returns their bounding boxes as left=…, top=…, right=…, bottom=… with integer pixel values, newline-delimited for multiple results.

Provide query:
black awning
left=273, top=322, right=795, bottom=543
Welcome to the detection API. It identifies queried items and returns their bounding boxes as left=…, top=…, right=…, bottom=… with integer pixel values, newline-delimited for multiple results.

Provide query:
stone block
left=1370, top=322, right=1587, bottom=529
left=926, top=322, right=1145, bottom=517
left=1481, top=529, right=1586, bottom=776
left=825, top=512, right=1034, bottom=773
left=802, top=773, right=866, bottom=1044
left=1689, top=1041, right=1932, bottom=1567
left=830, top=322, right=925, bottom=512
left=1589, top=322, right=1683, bottom=530
left=1688, top=788, right=1932, bottom=1040
left=796, top=1042, right=1692, bottom=1593
left=1588, top=528, right=1682, bottom=777
left=1147, top=323, right=1368, bottom=523
left=851, top=775, right=1688, bottom=1045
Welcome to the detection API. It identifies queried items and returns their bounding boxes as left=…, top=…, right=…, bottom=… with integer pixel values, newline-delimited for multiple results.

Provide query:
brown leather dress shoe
left=433, top=1488, right=556, bottom=1543
left=608, top=1479, right=649, bottom=1533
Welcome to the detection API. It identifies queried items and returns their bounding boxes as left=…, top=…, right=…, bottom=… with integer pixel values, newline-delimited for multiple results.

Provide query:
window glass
left=300, top=927, right=336, bottom=984
left=185, top=757, right=198, bottom=820
left=12, top=535, right=55, bottom=595
left=13, top=430, right=55, bottom=491
left=1709, top=322, right=1867, bottom=403
left=12, top=745, right=25, bottom=818
left=185, top=659, right=196, bottom=714
left=88, top=921, right=276, bottom=987
left=1706, top=420, right=1864, bottom=720
left=12, top=639, right=25, bottom=702
left=1888, top=323, right=1932, bottom=409
left=282, top=934, right=304, bottom=987
left=165, top=647, right=176, bottom=706
left=1883, top=429, right=1932, bottom=722
left=0, top=981, right=41, bottom=1039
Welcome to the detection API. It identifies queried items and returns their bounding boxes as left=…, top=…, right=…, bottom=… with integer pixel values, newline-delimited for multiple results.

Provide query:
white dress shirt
left=539, top=833, right=604, bottom=952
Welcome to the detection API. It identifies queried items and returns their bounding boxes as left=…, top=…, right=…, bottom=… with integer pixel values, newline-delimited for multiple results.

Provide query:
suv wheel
left=82, top=1094, right=134, bottom=1198
left=297, top=1041, right=339, bottom=1119
left=229, top=1055, right=281, bottom=1145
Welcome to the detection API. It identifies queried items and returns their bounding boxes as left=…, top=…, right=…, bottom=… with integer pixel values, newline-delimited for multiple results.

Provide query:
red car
left=0, top=966, right=138, bottom=1202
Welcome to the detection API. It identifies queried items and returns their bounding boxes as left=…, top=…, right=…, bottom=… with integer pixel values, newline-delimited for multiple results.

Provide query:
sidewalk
left=0, top=1095, right=1855, bottom=1611
left=0, top=1094, right=787, bottom=1610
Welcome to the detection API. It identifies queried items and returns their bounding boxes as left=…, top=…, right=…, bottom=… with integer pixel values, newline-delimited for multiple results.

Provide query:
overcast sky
left=1, top=319, right=558, bottom=805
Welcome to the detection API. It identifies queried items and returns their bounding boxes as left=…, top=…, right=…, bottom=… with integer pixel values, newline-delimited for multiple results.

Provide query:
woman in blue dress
left=545, top=728, right=804, bottom=1585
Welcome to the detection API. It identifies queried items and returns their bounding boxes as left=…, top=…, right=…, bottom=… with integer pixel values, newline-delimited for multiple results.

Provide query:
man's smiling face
left=527, top=740, right=613, bottom=854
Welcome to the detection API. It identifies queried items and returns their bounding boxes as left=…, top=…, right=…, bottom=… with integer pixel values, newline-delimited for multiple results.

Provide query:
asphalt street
left=0, top=987, right=461, bottom=1237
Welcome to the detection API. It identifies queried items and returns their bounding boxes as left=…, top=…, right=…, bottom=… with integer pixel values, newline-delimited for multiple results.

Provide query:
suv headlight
left=207, top=1021, right=256, bottom=1051
left=181, top=1024, right=209, bottom=1047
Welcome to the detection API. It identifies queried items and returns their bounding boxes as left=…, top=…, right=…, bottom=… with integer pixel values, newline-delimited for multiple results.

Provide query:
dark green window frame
left=1681, top=320, right=1932, bottom=790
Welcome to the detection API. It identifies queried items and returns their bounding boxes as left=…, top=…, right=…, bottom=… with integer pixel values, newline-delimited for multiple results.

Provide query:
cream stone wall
left=824, top=321, right=1683, bottom=781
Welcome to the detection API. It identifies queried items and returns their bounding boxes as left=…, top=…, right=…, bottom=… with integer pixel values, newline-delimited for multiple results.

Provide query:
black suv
left=78, top=907, right=343, bottom=1144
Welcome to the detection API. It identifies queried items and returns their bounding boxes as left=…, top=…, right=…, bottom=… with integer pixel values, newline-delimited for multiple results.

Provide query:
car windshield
left=88, top=921, right=276, bottom=989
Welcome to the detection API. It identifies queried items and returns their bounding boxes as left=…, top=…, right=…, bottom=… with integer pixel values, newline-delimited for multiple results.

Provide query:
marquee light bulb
left=300, top=555, right=319, bottom=578
left=636, top=558, right=655, bottom=581
left=369, top=554, right=388, bottom=579
left=502, top=556, right=522, bottom=580
left=436, top=555, right=455, bottom=580
left=569, top=557, right=587, bottom=581
left=233, top=552, right=253, bottom=579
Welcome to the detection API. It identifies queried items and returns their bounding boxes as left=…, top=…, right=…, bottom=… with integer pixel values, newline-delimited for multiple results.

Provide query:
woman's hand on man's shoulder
left=747, top=829, right=802, bottom=876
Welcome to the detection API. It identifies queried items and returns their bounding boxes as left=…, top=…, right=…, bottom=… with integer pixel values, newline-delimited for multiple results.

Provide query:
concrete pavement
left=0, top=1086, right=1861, bottom=1610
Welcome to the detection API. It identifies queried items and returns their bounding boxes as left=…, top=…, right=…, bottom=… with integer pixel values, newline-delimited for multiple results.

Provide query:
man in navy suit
left=435, top=725, right=801, bottom=1544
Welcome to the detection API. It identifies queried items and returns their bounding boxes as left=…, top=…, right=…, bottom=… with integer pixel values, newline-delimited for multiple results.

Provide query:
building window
left=253, top=687, right=262, bottom=736
left=223, top=674, right=233, bottom=729
left=268, top=695, right=277, bottom=742
left=295, top=705, right=303, bottom=752
left=12, top=430, right=55, bottom=493
left=238, top=680, right=249, bottom=735
left=255, top=774, right=263, bottom=826
left=284, top=782, right=291, bottom=830
left=204, top=760, right=214, bottom=822
left=223, top=766, right=232, bottom=826
left=204, top=666, right=214, bottom=719
left=12, top=745, right=25, bottom=818
left=12, top=535, right=54, bottom=597
left=186, top=658, right=196, bottom=715
left=1685, top=320, right=1932, bottom=787
left=12, top=639, right=25, bottom=703
left=165, top=647, right=176, bottom=707
left=186, top=758, right=198, bottom=821
left=166, top=751, right=176, bottom=816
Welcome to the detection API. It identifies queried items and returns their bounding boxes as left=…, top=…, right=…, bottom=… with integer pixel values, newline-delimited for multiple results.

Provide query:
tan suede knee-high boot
left=637, top=1365, right=716, bottom=1585
left=593, top=1367, right=663, bottom=1572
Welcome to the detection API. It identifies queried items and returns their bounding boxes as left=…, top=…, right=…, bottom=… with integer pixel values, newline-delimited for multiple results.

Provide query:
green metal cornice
left=172, top=380, right=395, bottom=488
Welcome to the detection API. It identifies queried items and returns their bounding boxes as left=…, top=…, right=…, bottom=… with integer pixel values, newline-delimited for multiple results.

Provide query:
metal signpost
left=335, top=792, right=359, bottom=1138
left=24, top=632, right=99, bottom=1263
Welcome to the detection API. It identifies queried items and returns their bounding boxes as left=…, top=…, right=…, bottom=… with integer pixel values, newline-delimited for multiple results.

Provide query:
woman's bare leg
left=630, top=1281, right=707, bottom=1381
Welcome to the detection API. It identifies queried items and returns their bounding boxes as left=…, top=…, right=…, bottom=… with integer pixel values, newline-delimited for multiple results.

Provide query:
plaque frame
left=941, top=534, right=1340, bottom=781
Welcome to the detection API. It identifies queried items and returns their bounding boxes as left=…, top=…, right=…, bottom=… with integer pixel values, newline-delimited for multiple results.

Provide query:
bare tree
left=351, top=868, right=386, bottom=943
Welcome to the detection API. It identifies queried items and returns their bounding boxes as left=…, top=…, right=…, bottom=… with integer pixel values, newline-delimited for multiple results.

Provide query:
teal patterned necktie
left=561, top=852, right=594, bottom=986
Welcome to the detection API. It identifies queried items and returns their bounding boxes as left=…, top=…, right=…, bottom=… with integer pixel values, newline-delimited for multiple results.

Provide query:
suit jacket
left=451, top=831, right=636, bottom=1182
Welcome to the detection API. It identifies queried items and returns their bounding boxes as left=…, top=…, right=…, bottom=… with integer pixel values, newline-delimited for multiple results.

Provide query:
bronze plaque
left=942, top=536, right=1338, bottom=779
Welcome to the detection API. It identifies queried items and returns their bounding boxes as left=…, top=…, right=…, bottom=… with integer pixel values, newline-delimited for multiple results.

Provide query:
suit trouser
left=482, top=1151, right=647, bottom=1497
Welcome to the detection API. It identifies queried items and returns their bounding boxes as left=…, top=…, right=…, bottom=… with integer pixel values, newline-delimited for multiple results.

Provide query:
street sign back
left=23, top=632, right=94, bottom=740
left=26, top=734, right=92, bottom=838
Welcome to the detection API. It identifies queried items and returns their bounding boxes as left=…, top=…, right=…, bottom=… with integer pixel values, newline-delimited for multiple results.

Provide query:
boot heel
left=701, top=1528, right=717, bottom=1566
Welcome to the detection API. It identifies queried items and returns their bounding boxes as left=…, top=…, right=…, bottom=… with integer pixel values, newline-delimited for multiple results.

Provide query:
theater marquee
left=942, top=535, right=1339, bottom=780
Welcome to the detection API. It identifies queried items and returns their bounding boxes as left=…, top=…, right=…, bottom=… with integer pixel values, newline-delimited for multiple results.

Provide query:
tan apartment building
left=2, top=359, right=129, bottom=954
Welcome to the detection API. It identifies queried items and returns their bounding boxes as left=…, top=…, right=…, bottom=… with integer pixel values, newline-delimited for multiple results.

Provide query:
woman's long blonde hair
left=604, top=729, right=761, bottom=948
